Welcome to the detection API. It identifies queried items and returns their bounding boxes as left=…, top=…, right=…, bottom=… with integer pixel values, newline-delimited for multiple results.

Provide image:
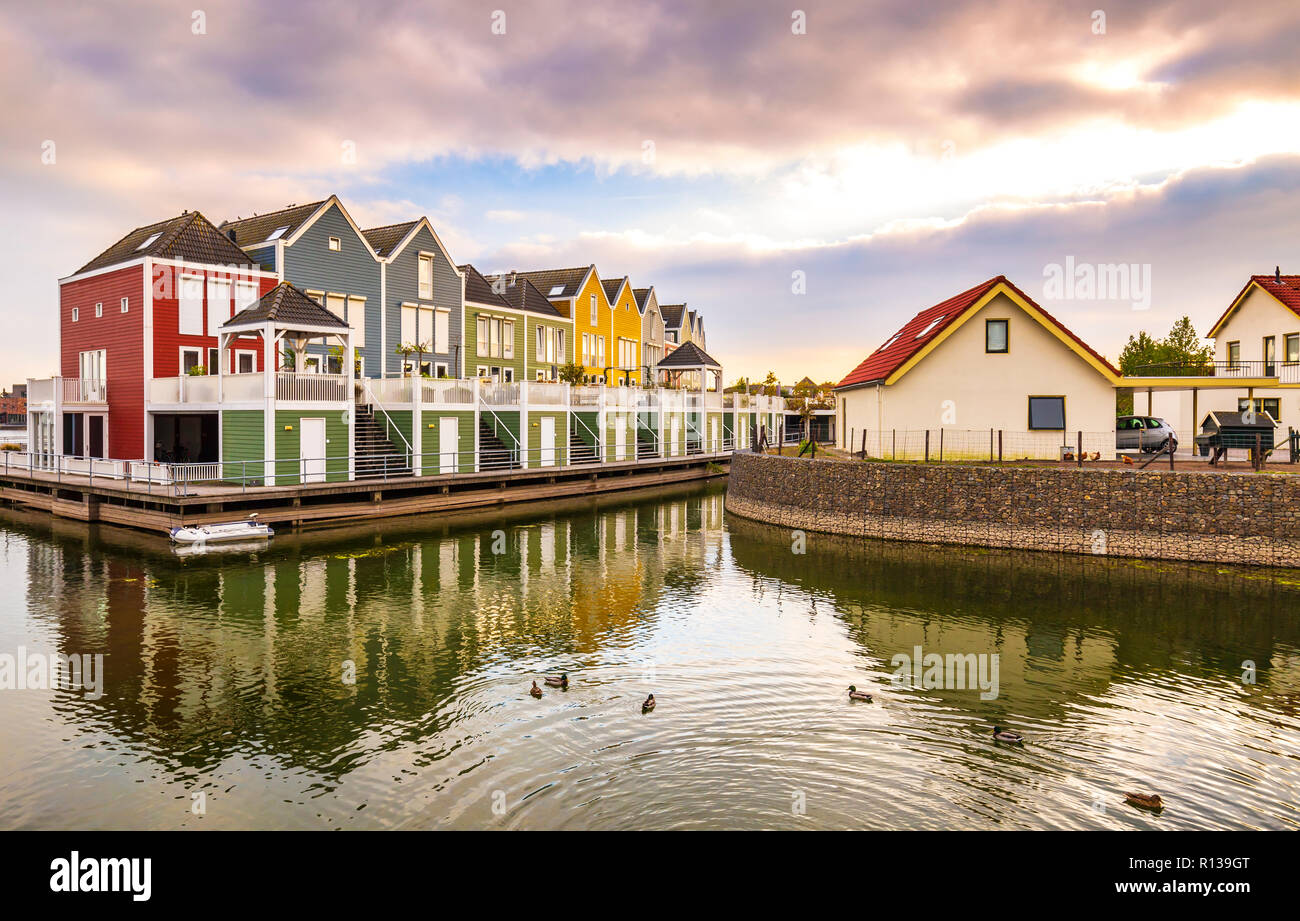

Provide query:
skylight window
left=548, top=285, right=565, bottom=296
left=135, top=232, right=161, bottom=251
left=877, top=334, right=901, bottom=352
left=915, top=315, right=947, bottom=339
left=265, top=225, right=290, bottom=241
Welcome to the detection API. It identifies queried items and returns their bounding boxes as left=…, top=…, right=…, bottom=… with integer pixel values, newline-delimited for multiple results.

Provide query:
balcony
left=26, top=377, right=107, bottom=406
left=148, top=372, right=349, bottom=405
left=1131, top=360, right=1277, bottom=379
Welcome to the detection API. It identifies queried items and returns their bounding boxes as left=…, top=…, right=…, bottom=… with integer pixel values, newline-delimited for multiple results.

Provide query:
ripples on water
left=0, top=483, right=1298, bottom=830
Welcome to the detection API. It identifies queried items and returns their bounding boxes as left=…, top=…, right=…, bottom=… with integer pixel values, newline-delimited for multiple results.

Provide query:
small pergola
left=219, top=282, right=354, bottom=387
left=654, top=341, right=723, bottom=392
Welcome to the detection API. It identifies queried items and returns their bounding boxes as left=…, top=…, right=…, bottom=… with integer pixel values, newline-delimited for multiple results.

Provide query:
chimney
left=1277, top=266, right=1282, bottom=284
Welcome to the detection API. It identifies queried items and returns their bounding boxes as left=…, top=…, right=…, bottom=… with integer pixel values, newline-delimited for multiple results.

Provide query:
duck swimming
left=529, top=681, right=543, bottom=698
left=642, top=694, right=656, bottom=713
left=992, top=726, right=1024, bottom=743
left=545, top=673, right=568, bottom=689
left=1124, top=792, right=1163, bottom=811
left=847, top=685, right=873, bottom=702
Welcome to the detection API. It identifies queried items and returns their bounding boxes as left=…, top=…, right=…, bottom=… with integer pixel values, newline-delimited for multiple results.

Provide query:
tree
left=761, top=371, right=779, bottom=396
left=1117, top=316, right=1213, bottom=414
left=558, top=361, right=586, bottom=385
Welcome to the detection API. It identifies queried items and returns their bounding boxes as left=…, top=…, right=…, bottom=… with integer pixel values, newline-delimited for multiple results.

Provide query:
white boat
left=170, top=513, right=273, bottom=545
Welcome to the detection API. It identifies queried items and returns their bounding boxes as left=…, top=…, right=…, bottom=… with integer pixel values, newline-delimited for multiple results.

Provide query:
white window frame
left=433, top=362, right=449, bottom=378
left=418, top=254, right=434, bottom=300
left=71, top=307, right=79, bottom=322
left=502, top=319, right=514, bottom=359
left=120, top=297, right=129, bottom=313
left=328, top=236, right=341, bottom=252
left=306, top=290, right=325, bottom=305
left=179, top=273, right=205, bottom=335
left=477, top=365, right=489, bottom=378
left=556, top=329, right=565, bottom=364
left=94, top=302, right=103, bottom=318
left=590, top=293, right=597, bottom=326
left=206, top=277, right=232, bottom=336
left=234, top=280, right=259, bottom=312
left=179, top=346, right=203, bottom=374
left=348, top=295, right=366, bottom=349
left=235, top=349, right=257, bottom=374
left=434, top=307, right=449, bottom=354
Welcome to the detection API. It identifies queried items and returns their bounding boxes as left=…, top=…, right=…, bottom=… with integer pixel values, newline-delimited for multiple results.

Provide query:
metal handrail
left=362, top=379, right=414, bottom=455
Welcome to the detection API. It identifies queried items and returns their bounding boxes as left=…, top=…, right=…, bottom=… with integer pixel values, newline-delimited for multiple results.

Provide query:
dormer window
left=136, top=232, right=161, bottom=251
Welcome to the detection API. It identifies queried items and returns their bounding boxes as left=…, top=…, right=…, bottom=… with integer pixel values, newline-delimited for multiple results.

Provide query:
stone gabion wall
left=726, top=453, right=1300, bottom=567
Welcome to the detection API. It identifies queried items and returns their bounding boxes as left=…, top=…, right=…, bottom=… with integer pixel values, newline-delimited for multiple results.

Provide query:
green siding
left=421, top=410, right=476, bottom=475
left=274, top=409, right=349, bottom=484
left=382, top=409, right=414, bottom=454
left=526, top=410, right=568, bottom=467
left=221, top=410, right=264, bottom=483
left=464, top=304, right=527, bottom=381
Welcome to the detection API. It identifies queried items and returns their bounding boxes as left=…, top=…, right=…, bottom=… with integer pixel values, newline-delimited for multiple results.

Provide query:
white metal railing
left=370, top=376, right=413, bottom=404
left=480, top=382, right=520, bottom=406
left=63, top=378, right=108, bottom=403
left=524, top=381, right=566, bottom=405
left=276, top=372, right=347, bottom=401
left=1280, top=362, right=1300, bottom=385
left=571, top=385, right=602, bottom=407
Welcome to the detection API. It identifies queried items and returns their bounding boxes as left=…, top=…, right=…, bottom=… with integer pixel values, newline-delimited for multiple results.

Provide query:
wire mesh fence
left=843, top=429, right=1117, bottom=462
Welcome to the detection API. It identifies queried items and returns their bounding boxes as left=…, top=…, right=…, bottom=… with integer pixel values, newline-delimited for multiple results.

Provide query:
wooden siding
left=610, top=285, right=642, bottom=385
left=149, top=264, right=275, bottom=377
left=274, top=409, right=349, bottom=484
left=280, top=201, right=382, bottom=375
left=526, top=410, right=568, bottom=467
left=421, top=410, right=475, bottom=475
left=385, top=224, right=463, bottom=377
left=60, top=264, right=145, bottom=458
left=464, top=301, right=527, bottom=380
left=220, top=409, right=265, bottom=482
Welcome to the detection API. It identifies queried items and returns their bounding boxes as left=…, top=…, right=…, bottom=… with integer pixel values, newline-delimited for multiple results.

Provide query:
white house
left=1150, top=271, right=1300, bottom=445
left=833, top=276, right=1122, bottom=458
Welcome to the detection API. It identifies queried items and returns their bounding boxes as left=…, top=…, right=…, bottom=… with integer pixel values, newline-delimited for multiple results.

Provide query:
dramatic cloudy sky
left=4, top=0, right=1300, bottom=384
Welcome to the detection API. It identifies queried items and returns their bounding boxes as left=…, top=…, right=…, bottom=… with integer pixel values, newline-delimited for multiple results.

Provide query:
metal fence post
left=1077, top=431, right=1083, bottom=468
left=924, top=430, right=930, bottom=463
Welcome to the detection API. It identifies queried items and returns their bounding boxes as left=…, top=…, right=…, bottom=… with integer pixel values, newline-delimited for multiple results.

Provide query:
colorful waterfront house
left=635, top=287, right=666, bottom=382
left=29, top=210, right=279, bottom=467
left=1148, top=269, right=1300, bottom=444
left=214, top=282, right=356, bottom=484
left=832, top=276, right=1122, bottom=459
left=512, top=265, right=612, bottom=383
left=362, top=218, right=463, bottom=378
left=219, top=196, right=381, bottom=378
left=601, top=275, right=642, bottom=386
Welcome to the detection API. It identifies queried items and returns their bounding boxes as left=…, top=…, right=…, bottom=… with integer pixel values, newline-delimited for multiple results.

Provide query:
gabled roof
left=835, top=275, right=1120, bottom=390
left=223, top=282, right=349, bottom=330
left=362, top=221, right=420, bottom=258
left=510, top=266, right=593, bottom=301
left=656, top=341, right=721, bottom=369
left=633, top=287, right=656, bottom=314
left=601, top=276, right=630, bottom=304
left=1208, top=273, right=1300, bottom=338
left=660, top=304, right=686, bottom=328
left=74, top=211, right=259, bottom=275
left=219, top=200, right=327, bottom=248
left=458, top=264, right=513, bottom=309
left=482, top=272, right=565, bottom=318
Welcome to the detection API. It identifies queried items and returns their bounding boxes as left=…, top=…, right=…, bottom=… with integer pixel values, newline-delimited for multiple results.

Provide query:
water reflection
left=0, top=485, right=1297, bottom=830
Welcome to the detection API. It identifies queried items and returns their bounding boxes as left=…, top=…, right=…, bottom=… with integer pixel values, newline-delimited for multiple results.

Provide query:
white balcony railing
left=63, top=378, right=108, bottom=404
left=421, top=378, right=475, bottom=404
left=523, top=381, right=566, bottom=405
left=276, top=372, right=347, bottom=402
left=480, top=382, right=520, bottom=406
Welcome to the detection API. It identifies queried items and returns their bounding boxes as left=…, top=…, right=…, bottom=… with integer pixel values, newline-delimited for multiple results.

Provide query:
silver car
left=1116, top=415, right=1178, bottom=453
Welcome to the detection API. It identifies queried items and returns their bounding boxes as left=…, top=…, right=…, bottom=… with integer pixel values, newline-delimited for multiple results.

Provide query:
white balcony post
left=263, top=322, right=276, bottom=485
left=346, top=328, right=355, bottom=482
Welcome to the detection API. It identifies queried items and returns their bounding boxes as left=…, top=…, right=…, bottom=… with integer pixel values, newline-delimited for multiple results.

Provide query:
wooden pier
left=0, top=453, right=731, bottom=534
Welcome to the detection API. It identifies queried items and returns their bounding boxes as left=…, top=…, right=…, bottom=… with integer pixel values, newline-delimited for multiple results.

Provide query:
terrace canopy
left=219, top=282, right=354, bottom=390
left=654, top=341, right=723, bottom=391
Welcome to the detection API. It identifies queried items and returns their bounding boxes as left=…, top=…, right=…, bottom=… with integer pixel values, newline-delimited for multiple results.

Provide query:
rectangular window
left=434, top=362, right=448, bottom=378
left=1227, top=341, right=1240, bottom=368
left=348, top=296, right=366, bottom=348
left=986, top=318, right=1008, bottom=353
left=582, top=333, right=590, bottom=365
left=325, top=293, right=346, bottom=325
left=503, top=368, right=514, bottom=383
left=79, top=349, right=106, bottom=383
left=1263, top=336, right=1276, bottom=374
left=435, top=309, right=449, bottom=354
left=328, top=236, right=341, bottom=252
left=180, top=347, right=202, bottom=374
left=477, top=316, right=489, bottom=356
left=477, top=366, right=489, bottom=378
left=179, top=275, right=204, bottom=335
left=71, top=307, right=79, bottom=322
left=94, top=302, right=103, bottom=318
left=325, top=355, right=343, bottom=375
left=555, top=328, right=564, bottom=363
left=206, top=278, right=231, bottom=336
left=502, top=319, right=514, bottom=359
left=306, top=290, right=325, bottom=306
left=120, top=297, right=129, bottom=313
left=590, top=294, right=597, bottom=326
left=418, top=255, right=433, bottom=300
left=597, top=336, right=605, bottom=370
left=1239, top=397, right=1281, bottom=423
left=207, top=347, right=219, bottom=373
left=235, top=280, right=259, bottom=312
left=236, top=351, right=255, bottom=374
left=1027, top=396, right=1065, bottom=430
left=401, top=304, right=417, bottom=348
left=537, top=325, right=546, bottom=359
left=1287, top=333, right=1300, bottom=364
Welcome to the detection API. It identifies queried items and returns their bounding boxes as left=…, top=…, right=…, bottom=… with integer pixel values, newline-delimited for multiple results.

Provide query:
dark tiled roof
left=482, top=272, right=564, bottom=318
left=218, top=200, right=327, bottom=248
left=363, top=221, right=419, bottom=258
left=511, top=266, right=592, bottom=300
left=835, top=275, right=1119, bottom=390
left=656, top=341, right=721, bottom=368
left=223, top=282, right=348, bottom=330
left=633, top=287, right=654, bottom=313
left=458, top=264, right=512, bottom=309
left=76, top=211, right=259, bottom=275
left=660, top=304, right=686, bottom=328
left=601, top=278, right=626, bottom=302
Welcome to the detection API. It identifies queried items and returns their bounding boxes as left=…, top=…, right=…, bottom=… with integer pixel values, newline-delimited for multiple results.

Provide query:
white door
left=540, top=416, right=555, bottom=467
left=440, top=417, right=458, bottom=474
left=615, top=413, right=627, bottom=460
left=301, top=417, right=326, bottom=483
left=670, top=416, right=681, bottom=456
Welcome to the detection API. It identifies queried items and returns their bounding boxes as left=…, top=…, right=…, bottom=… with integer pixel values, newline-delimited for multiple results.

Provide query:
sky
left=4, top=0, right=1300, bottom=385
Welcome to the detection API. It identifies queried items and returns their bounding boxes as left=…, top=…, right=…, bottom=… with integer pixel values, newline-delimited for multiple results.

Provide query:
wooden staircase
left=354, top=406, right=411, bottom=479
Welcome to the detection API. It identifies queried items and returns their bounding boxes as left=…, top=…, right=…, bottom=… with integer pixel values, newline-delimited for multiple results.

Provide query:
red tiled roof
left=1209, top=274, right=1300, bottom=337
left=835, top=275, right=1119, bottom=390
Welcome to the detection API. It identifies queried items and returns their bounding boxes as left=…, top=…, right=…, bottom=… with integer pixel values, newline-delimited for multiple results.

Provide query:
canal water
left=1, top=483, right=1298, bottom=830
